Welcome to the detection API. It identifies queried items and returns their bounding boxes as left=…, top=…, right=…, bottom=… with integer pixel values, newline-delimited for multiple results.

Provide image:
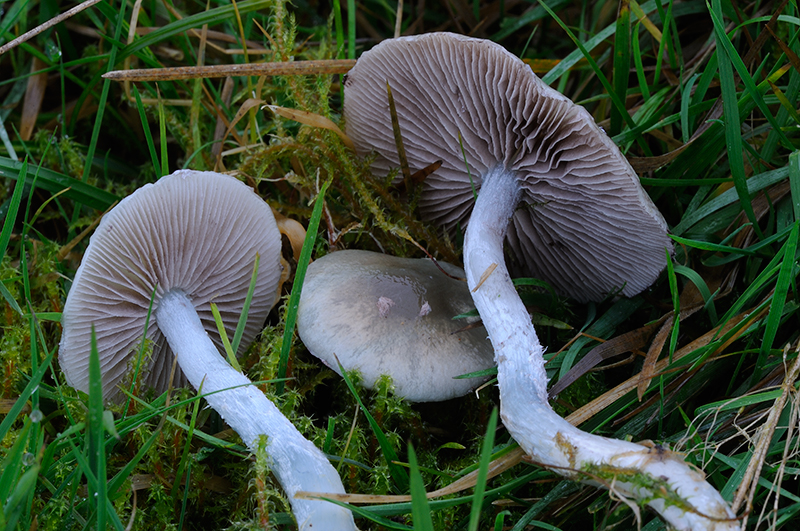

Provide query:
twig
left=0, top=0, right=103, bottom=56
left=103, top=60, right=356, bottom=81
left=394, top=0, right=403, bottom=37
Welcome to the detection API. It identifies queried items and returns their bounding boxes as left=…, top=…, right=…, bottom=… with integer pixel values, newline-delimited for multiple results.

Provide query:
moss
left=580, top=460, right=696, bottom=515
left=0, top=323, right=27, bottom=397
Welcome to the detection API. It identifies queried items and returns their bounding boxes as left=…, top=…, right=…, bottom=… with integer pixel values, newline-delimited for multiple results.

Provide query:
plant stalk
left=156, top=289, right=355, bottom=531
left=463, top=165, right=737, bottom=531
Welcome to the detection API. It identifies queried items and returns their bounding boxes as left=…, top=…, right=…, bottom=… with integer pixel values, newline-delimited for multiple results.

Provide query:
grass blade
left=673, top=264, right=718, bottom=324
left=509, top=481, right=578, bottom=531
left=753, top=222, right=798, bottom=380
left=680, top=74, right=700, bottom=143
left=408, top=444, right=434, bottom=531
left=0, top=422, right=31, bottom=504
left=277, top=179, right=330, bottom=395
left=652, top=0, right=675, bottom=86
left=541, top=24, right=615, bottom=85
left=611, top=0, right=631, bottom=136
left=122, top=289, right=157, bottom=418
left=333, top=0, right=346, bottom=99
left=88, top=327, right=107, bottom=531
left=133, top=87, right=161, bottom=178
left=158, top=93, right=168, bottom=176
left=0, top=158, right=26, bottom=260
left=210, top=302, right=241, bottom=372
left=708, top=0, right=760, bottom=237
left=347, top=0, right=355, bottom=58
left=172, top=388, right=203, bottom=501
left=333, top=0, right=344, bottom=57
left=672, top=166, right=788, bottom=236
left=468, top=408, right=498, bottom=531
left=632, top=22, right=650, bottom=100
left=0, top=157, right=119, bottom=211
left=707, top=6, right=793, bottom=151
left=0, top=157, right=25, bottom=313
left=231, top=253, right=260, bottom=355
left=337, top=362, right=410, bottom=492
left=2, top=462, right=39, bottom=531
left=665, top=250, right=680, bottom=361
left=790, top=151, right=800, bottom=222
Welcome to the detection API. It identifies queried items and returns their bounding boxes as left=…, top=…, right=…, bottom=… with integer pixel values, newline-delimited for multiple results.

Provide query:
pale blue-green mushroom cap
left=297, top=250, right=494, bottom=402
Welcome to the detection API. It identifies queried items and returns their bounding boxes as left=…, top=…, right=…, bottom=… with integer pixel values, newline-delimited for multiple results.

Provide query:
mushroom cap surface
left=296, top=250, right=494, bottom=402
left=344, top=32, right=672, bottom=302
left=59, top=170, right=282, bottom=401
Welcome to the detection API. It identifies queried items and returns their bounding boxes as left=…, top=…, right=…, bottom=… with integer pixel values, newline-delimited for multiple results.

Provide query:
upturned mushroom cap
left=59, top=170, right=282, bottom=401
left=296, top=250, right=494, bottom=402
left=344, top=32, right=672, bottom=302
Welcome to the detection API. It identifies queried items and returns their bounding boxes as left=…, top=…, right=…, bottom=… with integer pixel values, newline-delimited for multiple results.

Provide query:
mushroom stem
left=155, top=289, right=355, bottom=531
left=464, top=166, right=737, bottom=531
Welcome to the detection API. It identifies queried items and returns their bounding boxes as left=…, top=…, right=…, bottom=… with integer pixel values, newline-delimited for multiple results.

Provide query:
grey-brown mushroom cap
left=296, top=250, right=494, bottom=402
left=344, top=32, right=673, bottom=303
left=59, top=170, right=283, bottom=401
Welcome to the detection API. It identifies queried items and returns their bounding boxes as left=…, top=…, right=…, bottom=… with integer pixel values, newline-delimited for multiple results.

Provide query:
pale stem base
left=156, top=290, right=355, bottom=531
left=463, top=166, right=737, bottom=531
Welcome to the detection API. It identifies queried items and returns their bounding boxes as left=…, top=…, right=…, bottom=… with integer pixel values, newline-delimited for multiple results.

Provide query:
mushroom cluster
left=59, top=170, right=355, bottom=531
left=297, top=249, right=494, bottom=401
left=344, top=33, right=736, bottom=530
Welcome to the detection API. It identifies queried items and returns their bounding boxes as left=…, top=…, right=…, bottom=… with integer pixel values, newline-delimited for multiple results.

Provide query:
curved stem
left=464, top=166, right=737, bottom=531
left=156, top=290, right=355, bottom=531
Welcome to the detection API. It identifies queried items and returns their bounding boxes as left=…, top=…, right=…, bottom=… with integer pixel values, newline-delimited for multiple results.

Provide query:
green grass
left=1, top=0, right=799, bottom=529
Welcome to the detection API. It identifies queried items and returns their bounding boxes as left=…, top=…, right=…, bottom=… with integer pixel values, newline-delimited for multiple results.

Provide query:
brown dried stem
left=0, top=0, right=103, bottom=56
left=103, top=60, right=356, bottom=82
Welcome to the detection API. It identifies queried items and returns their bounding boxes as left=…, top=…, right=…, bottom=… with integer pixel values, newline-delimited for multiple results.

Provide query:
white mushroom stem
left=464, top=166, right=737, bottom=531
left=155, top=289, right=355, bottom=531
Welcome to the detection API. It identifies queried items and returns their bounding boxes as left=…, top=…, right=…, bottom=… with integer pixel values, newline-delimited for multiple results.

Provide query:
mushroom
left=345, top=35, right=670, bottom=303
left=344, top=33, right=736, bottom=530
left=59, top=170, right=355, bottom=531
left=296, top=249, right=494, bottom=401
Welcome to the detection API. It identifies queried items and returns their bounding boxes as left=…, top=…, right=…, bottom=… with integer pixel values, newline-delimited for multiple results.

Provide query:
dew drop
left=46, top=42, right=62, bottom=61
left=30, top=409, right=43, bottom=423
left=22, top=453, right=34, bottom=466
